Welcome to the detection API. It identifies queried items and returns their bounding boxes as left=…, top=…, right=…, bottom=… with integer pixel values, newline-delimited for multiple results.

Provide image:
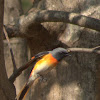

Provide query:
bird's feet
left=39, top=76, right=47, bottom=83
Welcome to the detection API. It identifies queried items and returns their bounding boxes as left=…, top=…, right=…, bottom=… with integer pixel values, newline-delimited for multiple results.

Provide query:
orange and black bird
left=16, top=47, right=69, bottom=100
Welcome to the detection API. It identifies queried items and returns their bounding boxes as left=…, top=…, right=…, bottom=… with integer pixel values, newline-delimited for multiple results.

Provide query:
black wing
left=34, top=51, right=49, bottom=59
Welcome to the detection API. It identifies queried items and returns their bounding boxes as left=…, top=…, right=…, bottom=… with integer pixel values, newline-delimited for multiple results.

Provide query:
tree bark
left=4, top=0, right=29, bottom=99
left=0, top=0, right=15, bottom=99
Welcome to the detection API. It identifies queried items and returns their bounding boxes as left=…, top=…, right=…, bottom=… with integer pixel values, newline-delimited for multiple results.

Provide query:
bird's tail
left=16, top=82, right=33, bottom=100
left=16, top=74, right=38, bottom=100
left=16, top=73, right=40, bottom=100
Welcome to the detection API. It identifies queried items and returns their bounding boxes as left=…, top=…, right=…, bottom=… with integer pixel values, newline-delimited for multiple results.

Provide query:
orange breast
left=30, top=54, right=58, bottom=77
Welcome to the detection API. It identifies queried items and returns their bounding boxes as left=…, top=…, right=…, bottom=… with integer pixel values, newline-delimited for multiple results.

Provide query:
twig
left=92, top=46, right=100, bottom=50
left=68, top=47, right=100, bottom=54
left=9, top=58, right=36, bottom=83
left=3, top=26, right=17, bottom=73
left=9, top=46, right=100, bottom=83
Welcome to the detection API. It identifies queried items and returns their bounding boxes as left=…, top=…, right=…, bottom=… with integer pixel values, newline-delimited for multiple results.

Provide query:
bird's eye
left=60, top=51, right=66, bottom=54
left=60, top=51, right=63, bottom=54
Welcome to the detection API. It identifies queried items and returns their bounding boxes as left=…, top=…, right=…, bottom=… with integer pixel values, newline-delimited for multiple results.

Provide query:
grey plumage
left=50, top=47, right=69, bottom=61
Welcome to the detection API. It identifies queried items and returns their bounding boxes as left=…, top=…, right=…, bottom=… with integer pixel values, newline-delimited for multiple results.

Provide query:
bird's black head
left=50, top=47, right=69, bottom=61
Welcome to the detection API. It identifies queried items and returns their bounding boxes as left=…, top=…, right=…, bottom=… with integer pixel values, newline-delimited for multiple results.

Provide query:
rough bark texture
left=4, top=0, right=29, bottom=99
left=0, top=0, right=15, bottom=99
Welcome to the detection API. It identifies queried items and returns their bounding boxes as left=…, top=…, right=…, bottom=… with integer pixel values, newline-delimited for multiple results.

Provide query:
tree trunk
left=0, top=0, right=15, bottom=99
left=4, top=0, right=29, bottom=99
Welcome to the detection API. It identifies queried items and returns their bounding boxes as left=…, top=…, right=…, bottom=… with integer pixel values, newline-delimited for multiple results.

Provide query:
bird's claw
left=39, top=76, right=47, bottom=83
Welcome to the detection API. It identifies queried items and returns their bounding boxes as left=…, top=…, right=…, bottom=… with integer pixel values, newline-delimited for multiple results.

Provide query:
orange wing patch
left=31, top=56, right=35, bottom=60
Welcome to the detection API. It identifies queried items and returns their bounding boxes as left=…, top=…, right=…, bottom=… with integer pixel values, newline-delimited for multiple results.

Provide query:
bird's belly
left=34, top=61, right=55, bottom=75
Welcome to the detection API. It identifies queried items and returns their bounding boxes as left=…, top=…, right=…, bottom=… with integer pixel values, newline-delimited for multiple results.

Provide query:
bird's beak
left=67, top=49, right=70, bottom=53
left=66, top=49, right=71, bottom=56
left=66, top=53, right=71, bottom=56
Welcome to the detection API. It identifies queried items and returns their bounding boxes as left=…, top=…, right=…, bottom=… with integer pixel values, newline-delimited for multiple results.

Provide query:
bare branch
left=9, top=46, right=100, bottom=83
left=20, top=10, right=100, bottom=32
left=92, top=46, right=100, bottom=50
left=68, top=47, right=100, bottom=54
left=3, top=26, right=17, bottom=73
left=9, top=58, right=35, bottom=83
left=4, top=10, right=100, bottom=38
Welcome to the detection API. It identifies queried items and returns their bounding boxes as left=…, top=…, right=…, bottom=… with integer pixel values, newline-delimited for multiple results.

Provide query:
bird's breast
left=30, top=54, right=58, bottom=76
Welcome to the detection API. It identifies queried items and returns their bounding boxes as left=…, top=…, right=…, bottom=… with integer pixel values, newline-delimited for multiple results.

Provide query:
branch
left=5, top=10, right=100, bottom=38
left=9, top=46, right=100, bottom=83
left=20, top=10, right=100, bottom=32
left=9, top=58, right=35, bottom=83
left=68, top=47, right=100, bottom=54
left=3, top=26, right=17, bottom=73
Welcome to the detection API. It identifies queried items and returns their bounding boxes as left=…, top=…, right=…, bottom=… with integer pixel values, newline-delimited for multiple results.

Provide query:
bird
left=16, top=47, right=70, bottom=100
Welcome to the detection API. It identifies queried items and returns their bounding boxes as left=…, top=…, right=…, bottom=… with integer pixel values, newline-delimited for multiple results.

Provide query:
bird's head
left=51, top=47, right=70, bottom=61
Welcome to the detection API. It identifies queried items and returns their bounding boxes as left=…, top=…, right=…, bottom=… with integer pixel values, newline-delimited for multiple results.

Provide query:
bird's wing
left=16, top=51, right=49, bottom=100
left=31, top=51, right=49, bottom=61
left=18, top=51, right=49, bottom=72
left=29, top=51, right=50, bottom=69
